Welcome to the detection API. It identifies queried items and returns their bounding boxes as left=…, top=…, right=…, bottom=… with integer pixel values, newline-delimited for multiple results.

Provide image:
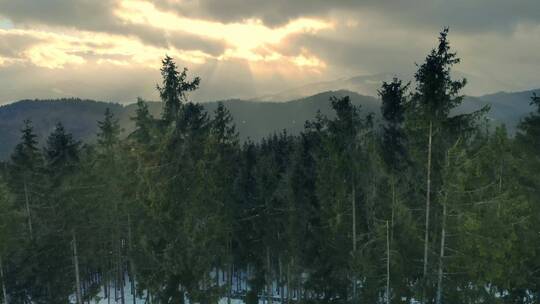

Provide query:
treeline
left=1, top=29, right=540, bottom=304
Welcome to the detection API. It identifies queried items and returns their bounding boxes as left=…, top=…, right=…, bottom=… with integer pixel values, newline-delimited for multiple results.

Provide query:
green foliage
left=0, top=36, right=539, bottom=304
left=379, top=77, right=408, bottom=171
left=158, top=55, right=200, bottom=124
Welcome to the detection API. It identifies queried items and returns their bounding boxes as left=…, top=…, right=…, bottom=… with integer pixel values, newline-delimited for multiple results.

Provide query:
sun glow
left=0, top=28, right=213, bottom=69
left=115, top=0, right=332, bottom=67
left=0, top=0, right=333, bottom=74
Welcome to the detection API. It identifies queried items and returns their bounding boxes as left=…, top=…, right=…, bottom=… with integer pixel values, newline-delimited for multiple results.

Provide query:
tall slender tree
left=408, top=28, right=487, bottom=303
left=158, top=56, right=200, bottom=124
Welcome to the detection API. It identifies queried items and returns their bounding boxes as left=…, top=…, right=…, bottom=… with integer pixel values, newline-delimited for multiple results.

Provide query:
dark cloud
left=0, top=0, right=538, bottom=103
left=166, top=32, right=226, bottom=56
left=0, top=31, right=43, bottom=59
left=2, top=0, right=539, bottom=39
left=0, top=0, right=118, bottom=31
left=0, top=0, right=226, bottom=54
left=154, top=0, right=540, bottom=33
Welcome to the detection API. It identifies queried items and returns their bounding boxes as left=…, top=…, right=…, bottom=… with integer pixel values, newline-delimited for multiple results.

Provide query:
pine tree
left=97, top=108, right=122, bottom=151
left=314, top=96, right=375, bottom=302
left=158, top=56, right=200, bottom=124
left=379, top=78, right=408, bottom=172
left=130, top=98, right=155, bottom=144
left=0, top=177, right=21, bottom=304
left=96, top=108, right=128, bottom=304
left=39, top=122, right=82, bottom=303
left=44, top=122, right=80, bottom=175
left=286, top=117, right=323, bottom=302
left=209, top=102, right=239, bottom=302
left=378, top=78, right=416, bottom=302
left=407, top=28, right=486, bottom=302
left=9, top=120, right=43, bottom=240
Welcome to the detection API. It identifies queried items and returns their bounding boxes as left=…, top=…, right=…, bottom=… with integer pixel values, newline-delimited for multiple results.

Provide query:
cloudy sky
left=0, top=0, right=539, bottom=104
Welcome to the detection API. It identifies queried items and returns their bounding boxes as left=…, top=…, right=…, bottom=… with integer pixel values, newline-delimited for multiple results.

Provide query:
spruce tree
left=0, top=177, right=20, bottom=304
left=130, top=98, right=155, bottom=144
left=97, top=108, right=122, bottom=151
left=379, top=78, right=408, bottom=172
left=39, top=122, right=82, bottom=303
left=158, top=56, right=200, bottom=124
left=407, top=28, right=486, bottom=303
left=9, top=120, right=43, bottom=240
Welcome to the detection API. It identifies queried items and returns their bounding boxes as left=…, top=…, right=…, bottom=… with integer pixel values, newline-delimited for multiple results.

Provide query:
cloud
left=0, top=0, right=538, bottom=104
left=0, top=0, right=223, bottom=53
left=114, top=0, right=332, bottom=66
left=0, top=28, right=216, bottom=69
left=152, top=0, right=540, bottom=33
left=0, top=30, right=43, bottom=59
left=0, top=0, right=333, bottom=69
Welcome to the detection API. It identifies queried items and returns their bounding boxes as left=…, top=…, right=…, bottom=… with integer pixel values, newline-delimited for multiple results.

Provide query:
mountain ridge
left=0, top=88, right=538, bottom=160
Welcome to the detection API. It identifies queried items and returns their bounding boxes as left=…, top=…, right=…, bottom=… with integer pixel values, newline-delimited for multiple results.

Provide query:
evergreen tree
left=97, top=108, right=122, bottom=151
left=379, top=78, right=408, bottom=171
left=96, top=108, right=130, bottom=304
left=2, top=49, right=540, bottom=304
left=130, top=98, right=155, bottom=144
left=31, top=122, right=82, bottom=303
left=158, top=56, right=200, bottom=124
left=378, top=78, right=418, bottom=303
left=44, top=122, right=80, bottom=175
left=407, top=28, right=487, bottom=302
left=0, top=177, right=21, bottom=304
left=6, top=120, right=47, bottom=303
left=9, top=120, right=43, bottom=240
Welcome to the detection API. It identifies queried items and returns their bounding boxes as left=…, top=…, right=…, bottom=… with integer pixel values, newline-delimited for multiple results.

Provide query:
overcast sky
left=0, top=0, right=539, bottom=104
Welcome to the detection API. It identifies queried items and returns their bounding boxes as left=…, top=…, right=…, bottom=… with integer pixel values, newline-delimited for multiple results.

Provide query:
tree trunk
left=422, top=120, right=433, bottom=303
left=391, top=175, right=396, bottom=242
left=498, top=162, right=503, bottom=217
left=23, top=181, right=33, bottom=240
left=0, top=255, right=8, bottom=304
left=128, top=214, right=137, bottom=304
left=386, top=221, right=390, bottom=304
left=119, top=244, right=125, bottom=304
left=279, top=256, right=284, bottom=304
left=107, top=273, right=111, bottom=304
left=351, top=183, right=357, bottom=303
left=216, top=267, right=220, bottom=291
left=266, top=247, right=272, bottom=304
left=107, top=262, right=111, bottom=304
left=114, top=242, right=118, bottom=302
left=436, top=199, right=447, bottom=304
left=286, top=261, right=291, bottom=304
left=236, top=266, right=240, bottom=293
left=114, top=200, right=125, bottom=304
left=498, top=161, right=503, bottom=193
left=227, top=263, right=232, bottom=304
left=72, top=230, right=82, bottom=304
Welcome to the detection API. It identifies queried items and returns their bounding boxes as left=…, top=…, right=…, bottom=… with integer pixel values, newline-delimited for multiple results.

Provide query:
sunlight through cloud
left=0, top=28, right=213, bottom=69
left=115, top=0, right=332, bottom=67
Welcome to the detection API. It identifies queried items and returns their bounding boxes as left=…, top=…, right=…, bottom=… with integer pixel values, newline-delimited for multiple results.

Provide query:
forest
left=0, top=28, right=539, bottom=304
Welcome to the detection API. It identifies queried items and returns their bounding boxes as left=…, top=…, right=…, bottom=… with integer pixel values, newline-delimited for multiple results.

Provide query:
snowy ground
left=85, top=272, right=288, bottom=304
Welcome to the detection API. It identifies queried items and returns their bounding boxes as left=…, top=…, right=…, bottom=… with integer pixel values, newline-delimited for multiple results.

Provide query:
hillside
left=0, top=99, right=126, bottom=160
left=252, top=72, right=518, bottom=102
left=0, top=88, right=538, bottom=160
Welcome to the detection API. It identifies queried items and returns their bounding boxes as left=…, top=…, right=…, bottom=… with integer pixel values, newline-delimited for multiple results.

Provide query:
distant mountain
left=458, top=89, right=539, bottom=133
left=0, top=91, right=378, bottom=159
left=204, top=90, right=381, bottom=141
left=252, top=72, right=519, bottom=102
left=0, top=99, right=126, bottom=160
left=253, top=73, right=399, bottom=102
left=0, top=89, right=538, bottom=160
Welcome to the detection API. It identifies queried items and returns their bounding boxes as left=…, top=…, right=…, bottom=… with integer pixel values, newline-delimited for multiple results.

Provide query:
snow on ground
left=86, top=271, right=285, bottom=304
